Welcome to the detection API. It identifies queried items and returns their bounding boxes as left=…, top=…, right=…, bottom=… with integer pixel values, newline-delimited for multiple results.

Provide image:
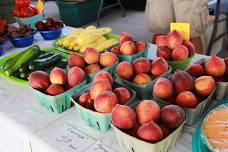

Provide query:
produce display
left=0, top=20, right=8, bottom=43
left=8, top=24, right=34, bottom=39
left=35, top=18, right=64, bottom=31
left=55, top=25, right=118, bottom=53
left=12, top=0, right=38, bottom=18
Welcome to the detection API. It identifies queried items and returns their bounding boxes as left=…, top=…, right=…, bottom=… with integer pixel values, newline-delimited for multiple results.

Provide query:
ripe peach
left=186, top=64, right=205, bottom=77
left=137, top=121, right=163, bottom=143
left=28, top=71, right=50, bottom=91
left=172, top=70, right=194, bottom=93
left=93, top=71, right=113, bottom=85
left=84, top=64, right=101, bottom=74
left=119, top=33, right=133, bottom=45
left=175, top=91, right=198, bottom=108
left=225, top=57, right=228, bottom=75
left=183, top=40, right=195, bottom=56
left=158, top=123, right=171, bottom=138
left=111, top=47, right=120, bottom=54
left=194, top=76, right=215, bottom=96
left=167, top=30, right=183, bottom=49
left=83, top=48, right=100, bottom=64
left=120, top=41, right=137, bottom=55
left=155, top=35, right=168, bottom=47
left=90, top=79, right=112, bottom=100
left=78, top=91, right=91, bottom=107
left=50, top=67, right=67, bottom=85
left=68, top=66, right=85, bottom=87
left=133, top=57, right=151, bottom=74
left=46, top=84, right=65, bottom=96
left=156, top=46, right=172, bottom=60
left=94, top=91, right=118, bottom=113
left=111, top=104, right=136, bottom=129
left=172, top=45, right=189, bottom=61
left=136, top=41, right=146, bottom=52
left=136, top=100, right=160, bottom=124
left=68, top=53, right=85, bottom=68
left=151, top=57, right=169, bottom=77
left=116, top=61, right=134, bottom=80
left=126, top=121, right=141, bottom=137
left=161, top=105, right=185, bottom=129
left=99, top=52, right=118, bottom=67
left=205, top=55, right=226, bottom=77
left=113, top=87, right=131, bottom=105
left=133, top=73, right=152, bottom=84
left=153, top=78, right=173, bottom=99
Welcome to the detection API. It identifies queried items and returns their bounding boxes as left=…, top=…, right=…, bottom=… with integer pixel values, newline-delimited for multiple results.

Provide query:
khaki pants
left=145, top=0, right=210, bottom=38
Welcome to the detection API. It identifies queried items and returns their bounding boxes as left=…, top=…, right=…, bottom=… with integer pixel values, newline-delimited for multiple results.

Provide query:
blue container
left=39, top=28, right=63, bottom=40
left=0, top=43, right=3, bottom=56
left=15, top=14, right=43, bottom=28
left=9, top=31, right=36, bottom=48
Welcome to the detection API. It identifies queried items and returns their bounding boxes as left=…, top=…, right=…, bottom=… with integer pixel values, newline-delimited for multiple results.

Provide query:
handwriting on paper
left=84, top=141, right=115, bottom=152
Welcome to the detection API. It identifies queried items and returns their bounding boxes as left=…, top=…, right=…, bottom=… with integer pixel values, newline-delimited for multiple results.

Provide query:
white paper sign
left=84, top=141, right=115, bottom=152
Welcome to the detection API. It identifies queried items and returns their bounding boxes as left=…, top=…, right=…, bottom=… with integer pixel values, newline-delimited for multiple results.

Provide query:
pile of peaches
left=156, top=30, right=195, bottom=61
left=77, top=71, right=133, bottom=113
left=68, top=48, right=118, bottom=74
left=111, top=100, right=186, bottom=143
left=110, top=32, right=146, bottom=55
left=153, top=70, right=215, bottom=108
left=115, top=57, right=169, bottom=84
left=29, top=66, right=85, bottom=96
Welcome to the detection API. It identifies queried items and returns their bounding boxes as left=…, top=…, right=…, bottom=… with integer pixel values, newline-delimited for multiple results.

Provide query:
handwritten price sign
left=84, top=141, right=115, bottom=152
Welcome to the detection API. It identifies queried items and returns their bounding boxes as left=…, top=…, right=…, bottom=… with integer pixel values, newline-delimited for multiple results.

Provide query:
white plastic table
left=0, top=26, right=207, bottom=152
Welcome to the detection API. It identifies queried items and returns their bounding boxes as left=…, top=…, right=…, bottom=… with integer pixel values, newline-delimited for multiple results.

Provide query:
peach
left=158, top=123, right=171, bottom=138
left=83, top=48, right=100, bottom=64
left=111, top=47, right=120, bottom=54
left=28, top=71, right=50, bottom=91
left=205, top=55, right=226, bottom=77
left=84, top=64, right=101, bottom=74
left=111, top=104, right=136, bottom=129
left=68, top=66, right=85, bottom=87
left=120, top=41, right=137, bottom=55
left=126, top=121, right=141, bottom=137
left=153, top=78, right=173, bottom=99
left=167, top=30, right=183, bottom=49
left=50, top=67, right=67, bottom=85
left=161, top=105, right=185, bottom=129
left=175, top=91, right=198, bottom=108
left=183, top=40, right=195, bottom=56
left=78, top=91, right=91, bottom=107
left=194, top=76, right=215, bottom=96
left=137, top=121, right=163, bottom=143
left=68, top=53, right=85, bottom=68
left=156, top=35, right=168, bottom=47
left=46, top=84, right=65, bottom=96
left=116, top=61, right=134, bottom=80
left=225, top=57, right=228, bottom=75
left=172, top=70, right=194, bottom=93
left=133, top=73, right=152, bottom=84
left=94, top=91, right=118, bottom=113
left=136, top=100, right=160, bottom=124
left=186, top=64, right=205, bottom=77
left=172, top=45, right=189, bottom=61
left=90, top=79, right=112, bottom=100
left=113, top=87, right=131, bottom=105
left=99, top=52, right=118, bottom=67
left=156, top=46, right=172, bottom=60
left=151, top=57, right=169, bottom=77
left=119, top=33, right=133, bottom=45
left=133, top=57, right=151, bottom=74
left=136, top=41, right=146, bottom=52
left=93, top=71, right=113, bottom=85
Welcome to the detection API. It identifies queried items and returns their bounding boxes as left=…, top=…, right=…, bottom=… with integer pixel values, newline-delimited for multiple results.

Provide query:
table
left=0, top=26, right=207, bottom=152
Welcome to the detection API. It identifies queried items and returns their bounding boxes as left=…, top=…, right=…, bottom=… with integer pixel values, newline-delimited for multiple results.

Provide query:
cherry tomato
left=12, top=6, right=21, bottom=17
left=15, top=0, right=30, bottom=8
left=20, top=5, right=37, bottom=17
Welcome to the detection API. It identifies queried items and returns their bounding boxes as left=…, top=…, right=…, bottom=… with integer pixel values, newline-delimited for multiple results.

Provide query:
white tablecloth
left=0, top=26, right=207, bottom=152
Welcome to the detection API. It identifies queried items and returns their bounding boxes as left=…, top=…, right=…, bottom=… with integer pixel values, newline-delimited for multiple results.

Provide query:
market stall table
left=0, top=26, right=208, bottom=152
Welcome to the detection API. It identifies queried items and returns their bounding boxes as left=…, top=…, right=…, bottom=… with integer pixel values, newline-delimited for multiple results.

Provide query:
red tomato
left=15, top=0, right=30, bottom=7
left=0, top=20, right=8, bottom=28
left=12, top=6, right=21, bottom=17
left=20, top=5, right=37, bottom=17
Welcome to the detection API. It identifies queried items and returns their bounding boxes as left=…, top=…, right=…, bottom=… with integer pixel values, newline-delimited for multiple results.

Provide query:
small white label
left=84, top=141, right=115, bottom=152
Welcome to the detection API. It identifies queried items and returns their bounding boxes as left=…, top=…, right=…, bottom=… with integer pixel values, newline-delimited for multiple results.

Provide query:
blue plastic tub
left=0, top=42, right=3, bottom=56
left=9, top=31, right=36, bottom=48
left=39, top=28, right=63, bottom=40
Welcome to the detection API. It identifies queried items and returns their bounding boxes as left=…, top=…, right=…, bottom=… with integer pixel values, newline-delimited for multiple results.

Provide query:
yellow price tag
left=170, top=23, right=190, bottom=40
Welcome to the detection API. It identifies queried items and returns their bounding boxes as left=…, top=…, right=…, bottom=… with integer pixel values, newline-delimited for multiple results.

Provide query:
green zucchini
left=19, top=72, right=29, bottom=80
left=43, top=59, right=67, bottom=73
left=36, top=52, right=54, bottom=60
left=29, top=53, right=62, bottom=71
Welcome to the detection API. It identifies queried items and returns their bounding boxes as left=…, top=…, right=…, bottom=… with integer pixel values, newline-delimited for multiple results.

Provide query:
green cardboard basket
left=111, top=101, right=186, bottom=152
left=71, top=81, right=137, bottom=132
left=32, top=79, right=87, bottom=114
left=106, top=42, right=149, bottom=63
left=153, top=89, right=215, bottom=125
left=167, top=55, right=194, bottom=72
left=115, top=67, right=172, bottom=99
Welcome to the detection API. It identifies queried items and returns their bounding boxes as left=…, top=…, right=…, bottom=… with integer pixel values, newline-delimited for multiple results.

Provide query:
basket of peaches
left=155, top=30, right=195, bottom=71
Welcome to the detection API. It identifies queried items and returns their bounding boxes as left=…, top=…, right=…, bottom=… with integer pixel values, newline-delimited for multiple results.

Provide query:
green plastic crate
left=32, top=79, right=87, bottom=114
left=56, top=0, right=100, bottom=27
left=0, top=2, right=15, bottom=23
left=71, top=81, right=137, bottom=132
left=167, top=55, right=194, bottom=72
